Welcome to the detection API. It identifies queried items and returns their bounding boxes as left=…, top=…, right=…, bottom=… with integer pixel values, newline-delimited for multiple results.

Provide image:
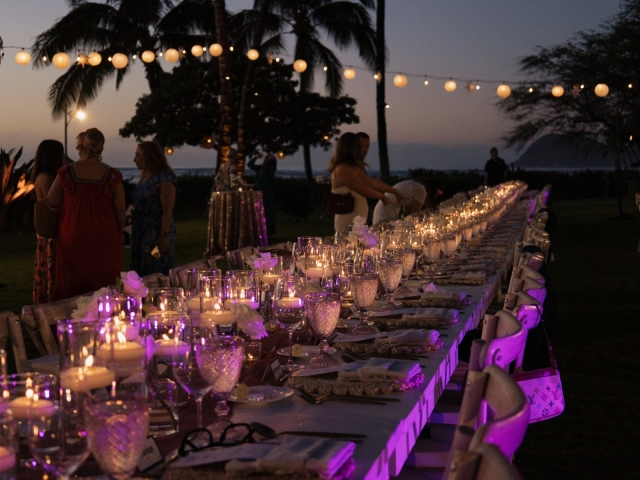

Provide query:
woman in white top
left=327, top=132, right=405, bottom=233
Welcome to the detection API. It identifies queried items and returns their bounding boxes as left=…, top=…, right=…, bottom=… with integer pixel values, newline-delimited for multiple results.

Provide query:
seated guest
left=423, top=178, right=445, bottom=213
left=372, top=179, right=427, bottom=225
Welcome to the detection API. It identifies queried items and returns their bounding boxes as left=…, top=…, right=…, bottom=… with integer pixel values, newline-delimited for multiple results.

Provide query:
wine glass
left=273, top=277, right=306, bottom=372
left=196, top=335, right=245, bottom=436
left=28, top=395, right=89, bottom=480
left=349, top=273, right=380, bottom=334
left=395, top=248, right=417, bottom=295
left=305, top=293, right=341, bottom=367
left=377, top=258, right=403, bottom=311
left=84, top=392, right=149, bottom=480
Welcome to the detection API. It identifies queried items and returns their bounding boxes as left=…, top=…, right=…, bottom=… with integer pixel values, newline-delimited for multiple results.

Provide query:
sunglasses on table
left=178, top=423, right=256, bottom=457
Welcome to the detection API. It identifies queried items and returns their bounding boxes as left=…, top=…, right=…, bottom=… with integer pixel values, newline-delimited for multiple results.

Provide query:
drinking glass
left=84, top=392, right=149, bottom=480
left=4, top=373, right=57, bottom=438
left=224, top=270, right=259, bottom=310
left=199, top=275, right=238, bottom=336
left=0, top=416, right=16, bottom=480
left=350, top=273, right=380, bottom=334
left=395, top=248, right=417, bottom=295
left=273, top=276, right=306, bottom=372
left=295, top=236, right=322, bottom=273
left=377, top=258, right=403, bottom=311
left=185, top=269, right=222, bottom=311
left=443, top=234, right=457, bottom=262
left=28, top=394, right=89, bottom=480
left=305, top=293, right=341, bottom=367
left=196, top=335, right=245, bottom=435
left=144, top=287, right=185, bottom=315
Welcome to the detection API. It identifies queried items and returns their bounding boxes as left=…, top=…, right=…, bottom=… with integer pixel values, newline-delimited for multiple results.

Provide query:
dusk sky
left=0, top=0, right=621, bottom=173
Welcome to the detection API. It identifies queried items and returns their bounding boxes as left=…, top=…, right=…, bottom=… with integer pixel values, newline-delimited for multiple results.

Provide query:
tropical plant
left=32, top=0, right=216, bottom=119
left=375, top=0, right=390, bottom=182
left=243, top=0, right=376, bottom=181
left=0, top=148, right=33, bottom=232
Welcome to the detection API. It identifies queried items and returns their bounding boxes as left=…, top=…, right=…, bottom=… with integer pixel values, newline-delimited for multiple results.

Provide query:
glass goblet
left=378, top=258, right=403, bottom=311
left=196, top=335, right=245, bottom=436
left=305, top=293, right=341, bottom=367
left=349, top=273, right=380, bottom=335
left=84, top=392, right=149, bottom=480
left=273, top=277, right=306, bottom=372
left=395, top=248, right=417, bottom=295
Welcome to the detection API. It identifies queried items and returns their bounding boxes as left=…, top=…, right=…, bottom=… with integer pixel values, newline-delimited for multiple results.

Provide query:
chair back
left=481, top=310, right=526, bottom=372
left=1, top=312, right=29, bottom=373
left=446, top=443, right=523, bottom=480
left=225, top=246, right=256, bottom=271
left=519, top=265, right=544, bottom=284
left=522, top=276, right=547, bottom=304
left=22, top=296, right=82, bottom=355
left=142, top=272, right=171, bottom=289
left=169, top=258, right=218, bottom=289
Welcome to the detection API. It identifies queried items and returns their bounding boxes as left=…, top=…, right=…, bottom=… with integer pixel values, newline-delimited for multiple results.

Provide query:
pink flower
left=120, top=271, right=148, bottom=297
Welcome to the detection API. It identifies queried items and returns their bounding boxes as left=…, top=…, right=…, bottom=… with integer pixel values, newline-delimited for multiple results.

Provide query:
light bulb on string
left=141, top=50, right=155, bottom=63
left=191, top=45, right=204, bottom=57
left=393, top=74, right=408, bottom=88
left=229, top=46, right=234, bottom=52
left=551, top=85, right=564, bottom=97
left=209, top=43, right=222, bottom=57
left=15, top=50, right=31, bottom=65
left=424, top=77, right=429, bottom=86
left=497, top=83, right=511, bottom=98
left=132, top=54, right=137, bottom=59
left=323, top=66, right=327, bottom=71
left=344, top=67, right=356, bottom=79
left=594, top=83, right=609, bottom=97
left=629, top=84, right=633, bottom=89
left=293, top=59, right=307, bottom=73
left=111, top=53, right=128, bottom=69
left=444, top=80, right=457, bottom=92
left=247, top=49, right=259, bottom=61
left=165, top=48, right=179, bottom=63
left=528, top=87, right=534, bottom=93
left=52, top=52, right=70, bottom=69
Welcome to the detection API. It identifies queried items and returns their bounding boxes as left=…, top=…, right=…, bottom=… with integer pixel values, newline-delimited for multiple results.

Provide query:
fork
left=298, top=388, right=388, bottom=405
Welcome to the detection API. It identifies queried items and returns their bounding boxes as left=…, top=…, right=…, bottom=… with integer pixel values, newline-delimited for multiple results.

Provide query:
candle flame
left=117, top=332, right=127, bottom=344
left=26, top=388, right=34, bottom=400
left=214, top=303, right=221, bottom=311
left=85, top=355, right=94, bottom=367
left=162, top=334, right=170, bottom=341
left=239, top=290, right=245, bottom=300
left=288, top=291, right=295, bottom=299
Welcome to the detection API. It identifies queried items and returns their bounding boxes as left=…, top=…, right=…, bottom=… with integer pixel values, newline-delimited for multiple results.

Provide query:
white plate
left=229, top=386, right=295, bottom=404
left=277, top=346, right=336, bottom=357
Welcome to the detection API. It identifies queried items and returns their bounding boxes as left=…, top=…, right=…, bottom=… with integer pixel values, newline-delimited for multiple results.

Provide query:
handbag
left=34, top=201, right=58, bottom=238
left=328, top=192, right=355, bottom=215
left=512, top=316, right=564, bottom=423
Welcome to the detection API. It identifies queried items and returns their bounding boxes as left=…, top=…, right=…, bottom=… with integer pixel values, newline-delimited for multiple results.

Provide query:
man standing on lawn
left=484, top=147, right=508, bottom=187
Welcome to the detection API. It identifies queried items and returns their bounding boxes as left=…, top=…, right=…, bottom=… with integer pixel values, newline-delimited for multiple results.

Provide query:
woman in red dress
left=47, top=128, right=125, bottom=300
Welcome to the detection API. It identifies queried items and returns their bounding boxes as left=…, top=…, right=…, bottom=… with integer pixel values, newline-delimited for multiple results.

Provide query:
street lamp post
left=64, top=109, right=86, bottom=158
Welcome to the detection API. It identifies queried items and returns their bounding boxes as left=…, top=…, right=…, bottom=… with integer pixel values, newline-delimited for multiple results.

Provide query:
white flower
left=250, top=252, right=278, bottom=270
left=120, top=271, right=148, bottom=297
left=353, top=216, right=366, bottom=227
left=358, top=233, right=378, bottom=248
left=71, top=287, right=110, bottom=321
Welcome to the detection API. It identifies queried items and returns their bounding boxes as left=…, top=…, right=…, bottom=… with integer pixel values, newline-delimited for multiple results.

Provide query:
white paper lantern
left=293, top=59, right=307, bottom=73
left=247, top=49, right=259, bottom=61
left=393, top=74, right=408, bottom=88
left=141, top=50, right=156, bottom=63
left=551, top=85, right=564, bottom=97
left=344, top=68, right=356, bottom=80
left=594, top=83, right=609, bottom=97
left=444, top=80, right=457, bottom=92
left=15, top=51, right=31, bottom=66
left=209, top=43, right=223, bottom=57
left=191, top=45, right=204, bottom=57
left=165, top=48, right=179, bottom=63
left=88, top=52, right=102, bottom=66
left=497, top=84, right=511, bottom=98
left=111, top=53, right=128, bottom=69
left=52, top=52, right=70, bottom=69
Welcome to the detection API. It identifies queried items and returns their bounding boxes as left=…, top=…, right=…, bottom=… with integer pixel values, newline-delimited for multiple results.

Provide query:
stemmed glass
left=395, top=248, right=417, bottom=295
left=196, top=335, right=245, bottom=436
left=273, top=276, right=306, bottom=371
left=378, top=258, right=403, bottom=311
left=305, top=293, right=341, bottom=367
left=349, top=273, right=380, bottom=334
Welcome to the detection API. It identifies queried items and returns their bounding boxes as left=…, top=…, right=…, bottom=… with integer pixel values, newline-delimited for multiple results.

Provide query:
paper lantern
left=393, top=74, right=408, bottom=88
left=293, top=59, right=307, bottom=73
left=15, top=50, right=31, bottom=66
left=191, top=45, right=204, bottom=57
left=165, top=48, right=179, bottom=63
left=88, top=52, right=102, bottom=66
left=247, top=49, right=259, bottom=61
left=344, top=68, right=356, bottom=80
left=164, top=147, right=174, bottom=156
left=551, top=85, right=564, bottom=97
left=209, top=43, right=223, bottom=57
left=52, top=52, right=70, bottom=69
left=496, top=84, right=511, bottom=98
left=111, top=53, right=128, bottom=69
left=141, top=50, right=156, bottom=63
left=444, top=80, right=457, bottom=92
left=594, top=83, right=609, bottom=97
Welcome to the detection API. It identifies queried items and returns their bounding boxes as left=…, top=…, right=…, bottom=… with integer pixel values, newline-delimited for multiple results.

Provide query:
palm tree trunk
left=215, top=0, right=233, bottom=173
left=303, top=143, right=313, bottom=182
left=376, top=0, right=390, bottom=183
left=237, top=0, right=271, bottom=177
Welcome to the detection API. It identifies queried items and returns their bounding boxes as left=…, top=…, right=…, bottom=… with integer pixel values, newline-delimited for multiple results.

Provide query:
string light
left=141, top=51, right=155, bottom=63
left=551, top=85, right=564, bottom=97
left=424, top=78, right=429, bottom=86
left=247, top=49, right=259, bottom=61
left=344, top=67, right=356, bottom=79
left=323, top=66, right=327, bottom=71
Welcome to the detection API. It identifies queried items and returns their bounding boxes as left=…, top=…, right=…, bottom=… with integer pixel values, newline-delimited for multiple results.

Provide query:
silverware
left=298, top=388, right=387, bottom=405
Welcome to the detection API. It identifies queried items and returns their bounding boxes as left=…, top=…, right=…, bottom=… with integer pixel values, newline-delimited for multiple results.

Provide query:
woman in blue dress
left=131, top=142, right=178, bottom=276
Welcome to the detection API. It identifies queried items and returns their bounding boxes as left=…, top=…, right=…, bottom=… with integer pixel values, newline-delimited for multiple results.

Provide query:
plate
left=277, top=346, right=336, bottom=357
left=229, top=386, right=295, bottom=404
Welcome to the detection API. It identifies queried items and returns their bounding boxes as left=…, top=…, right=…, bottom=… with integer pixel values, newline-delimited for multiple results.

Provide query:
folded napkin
left=373, top=329, right=440, bottom=346
left=337, top=357, right=421, bottom=380
left=403, top=307, right=459, bottom=320
left=420, top=283, right=466, bottom=302
left=71, top=287, right=110, bottom=321
left=225, top=436, right=355, bottom=478
left=451, top=272, right=485, bottom=282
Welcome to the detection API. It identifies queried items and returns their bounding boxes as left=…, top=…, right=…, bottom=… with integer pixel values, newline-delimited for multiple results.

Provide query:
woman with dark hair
left=131, top=141, right=178, bottom=276
left=32, top=139, right=64, bottom=303
left=47, top=128, right=125, bottom=300
left=248, top=152, right=277, bottom=234
left=327, top=132, right=405, bottom=233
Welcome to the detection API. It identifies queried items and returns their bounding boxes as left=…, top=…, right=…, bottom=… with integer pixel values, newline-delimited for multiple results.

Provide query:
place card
left=172, top=443, right=276, bottom=468
left=138, top=437, right=164, bottom=472
left=270, top=359, right=284, bottom=381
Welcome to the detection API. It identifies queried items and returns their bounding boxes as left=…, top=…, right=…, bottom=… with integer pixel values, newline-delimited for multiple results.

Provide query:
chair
left=521, top=276, right=547, bottom=304
left=21, top=296, right=81, bottom=356
left=0, top=311, right=27, bottom=373
left=142, top=272, right=171, bottom=289
left=169, top=258, right=219, bottom=289
left=225, top=247, right=256, bottom=271
left=445, top=443, right=523, bottom=480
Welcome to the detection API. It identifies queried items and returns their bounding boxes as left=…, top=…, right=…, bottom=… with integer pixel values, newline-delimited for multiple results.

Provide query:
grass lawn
left=0, top=196, right=638, bottom=478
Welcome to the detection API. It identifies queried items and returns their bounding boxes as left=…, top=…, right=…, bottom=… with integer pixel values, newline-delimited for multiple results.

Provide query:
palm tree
left=213, top=0, right=234, bottom=172
left=32, top=0, right=216, bottom=120
left=375, top=0, right=390, bottom=183
left=251, top=0, right=376, bottom=182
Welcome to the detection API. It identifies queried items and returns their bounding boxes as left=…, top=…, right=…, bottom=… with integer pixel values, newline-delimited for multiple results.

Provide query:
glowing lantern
left=276, top=151, right=285, bottom=159
left=111, top=53, right=128, bottom=69
left=164, top=147, right=174, bottom=156
left=247, top=49, right=259, bottom=61
left=165, top=48, right=179, bottom=63
left=191, top=45, right=204, bottom=57
left=551, top=85, right=564, bottom=97
left=15, top=50, right=31, bottom=65
left=293, top=59, right=307, bottom=73
left=393, top=74, right=408, bottom=88
left=52, top=52, right=70, bottom=69
left=594, top=83, right=609, bottom=97
left=88, top=52, right=102, bottom=66
left=141, top=50, right=156, bottom=63
left=444, top=80, right=457, bottom=92
left=496, top=84, right=511, bottom=98
left=209, top=43, right=223, bottom=57
left=344, top=68, right=356, bottom=80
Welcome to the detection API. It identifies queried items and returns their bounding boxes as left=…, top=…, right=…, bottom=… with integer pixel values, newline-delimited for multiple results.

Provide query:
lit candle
left=0, top=447, right=15, bottom=473
left=277, top=293, right=303, bottom=309
left=224, top=297, right=260, bottom=310
left=305, top=265, right=328, bottom=280
left=7, top=394, right=56, bottom=420
left=262, top=273, right=280, bottom=286
left=153, top=337, right=190, bottom=357
left=186, top=297, right=218, bottom=312
left=96, top=333, right=146, bottom=363
left=60, top=364, right=115, bottom=392
left=201, top=307, right=239, bottom=326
